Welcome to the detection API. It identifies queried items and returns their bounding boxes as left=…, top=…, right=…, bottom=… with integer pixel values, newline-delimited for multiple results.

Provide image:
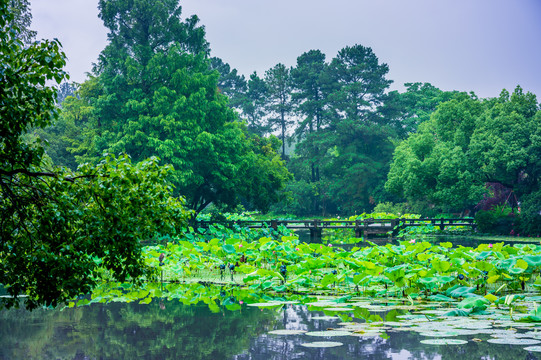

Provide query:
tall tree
left=291, top=49, right=331, bottom=184
left=328, top=45, right=392, bottom=122
left=265, top=63, right=293, bottom=159
left=209, top=56, right=246, bottom=109
left=240, top=72, right=270, bottom=136
left=323, top=44, right=395, bottom=212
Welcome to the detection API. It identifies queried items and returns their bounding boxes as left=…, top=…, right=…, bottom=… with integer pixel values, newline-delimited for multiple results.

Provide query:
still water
left=1, top=299, right=540, bottom=360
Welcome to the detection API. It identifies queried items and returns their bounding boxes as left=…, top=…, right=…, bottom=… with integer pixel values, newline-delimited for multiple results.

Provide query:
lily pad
left=349, top=331, right=384, bottom=337
left=307, top=301, right=342, bottom=307
left=418, top=331, right=462, bottom=337
left=300, top=341, right=343, bottom=348
left=420, top=339, right=468, bottom=345
left=487, top=338, right=541, bottom=345
left=268, top=329, right=307, bottom=335
left=324, top=307, right=354, bottom=312
left=305, top=330, right=352, bottom=337
left=247, top=302, right=282, bottom=307
left=311, top=315, right=339, bottom=321
left=524, top=346, right=541, bottom=352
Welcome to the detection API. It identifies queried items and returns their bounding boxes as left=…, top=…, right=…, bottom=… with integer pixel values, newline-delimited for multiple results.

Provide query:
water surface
left=1, top=300, right=540, bottom=360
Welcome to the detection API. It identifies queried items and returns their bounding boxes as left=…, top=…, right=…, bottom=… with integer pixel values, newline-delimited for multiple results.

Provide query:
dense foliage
left=386, top=87, right=540, bottom=228
left=65, top=226, right=541, bottom=326
left=0, top=1, right=189, bottom=309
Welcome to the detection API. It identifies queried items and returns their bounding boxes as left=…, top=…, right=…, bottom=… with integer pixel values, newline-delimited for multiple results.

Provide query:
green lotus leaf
left=497, top=258, right=517, bottom=271
left=487, top=338, right=541, bottom=345
left=457, top=296, right=489, bottom=311
left=418, top=331, right=462, bottom=337
left=446, top=286, right=476, bottom=298
left=305, top=330, right=352, bottom=337
left=476, top=251, right=492, bottom=260
left=437, top=275, right=456, bottom=284
left=321, top=274, right=337, bottom=287
left=509, top=267, right=526, bottom=275
left=427, top=294, right=456, bottom=302
left=225, top=303, right=241, bottom=311
left=442, top=309, right=470, bottom=317
left=420, top=339, right=468, bottom=345
left=518, top=316, right=541, bottom=323
left=222, top=244, right=236, bottom=254
left=300, top=341, right=343, bottom=348
left=432, top=259, right=451, bottom=273
left=269, top=329, right=307, bottom=335
left=523, top=346, right=541, bottom=352
left=418, top=277, right=438, bottom=285
left=523, top=255, right=541, bottom=268
left=242, top=275, right=261, bottom=283
left=475, top=261, right=494, bottom=272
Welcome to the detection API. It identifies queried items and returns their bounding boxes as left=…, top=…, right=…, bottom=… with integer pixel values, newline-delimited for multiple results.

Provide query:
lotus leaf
left=420, top=339, right=468, bottom=345
left=447, top=286, right=476, bottom=298
left=457, top=296, right=489, bottom=311
left=442, top=309, right=470, bottom=317
left=524, top=346, right=541, bottom=352
left=524, top=256, right=541, bottom=268
left=487, top=338, right=541, bottom=345
left=432, top=259, right=451, bottom=273
left=427, top=294, right=456, bottom=302
left=300, top=341, right=343, bottom=348
left=222, top=244, right=236, bottom=254
left=268, top=329, right=307, bottom=335
left=305, top=330, right=352, bottom=337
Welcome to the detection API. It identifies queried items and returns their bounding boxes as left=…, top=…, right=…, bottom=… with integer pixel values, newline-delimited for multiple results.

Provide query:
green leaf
left=222, top=244, right=236, bottom=254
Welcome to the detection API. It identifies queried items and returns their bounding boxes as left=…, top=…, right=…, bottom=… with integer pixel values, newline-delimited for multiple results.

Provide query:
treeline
left=38, top=0, right=540, bottom=228
left=208, top=50, right=463, bottom=215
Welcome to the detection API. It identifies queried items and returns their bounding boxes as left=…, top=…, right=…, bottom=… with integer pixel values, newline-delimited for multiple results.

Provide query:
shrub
left=475, top=206, right=516, bottom=235
left=514, top=190, right=541, bottom=237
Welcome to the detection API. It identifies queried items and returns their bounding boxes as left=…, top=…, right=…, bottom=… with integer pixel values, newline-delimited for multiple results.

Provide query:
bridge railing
left=195, top=218, right=475, bottom=233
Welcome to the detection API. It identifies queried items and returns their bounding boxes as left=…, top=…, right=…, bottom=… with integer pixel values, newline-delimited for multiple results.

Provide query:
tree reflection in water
left=0, top=301, right=540, bottom=360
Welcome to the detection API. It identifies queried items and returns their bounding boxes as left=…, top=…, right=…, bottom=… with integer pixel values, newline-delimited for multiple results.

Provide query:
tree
left=386, top=87, right=540, bottom=218
left=55, top=81, right=77, bottom=105
left=6, top=0, right=35, bottom=43
left=382, top=82, right=461, bottom=137
left=264, top=63, right=293, bottom=159
left=209, top=57, right=246, bottom=109
left=0, top=1, right=189, bottom=309
left=322, top=44, right=395, bottom=212
left=74, top=0, right=289, bottom=214
left=273, top=45, right=397, bottom=215
left=240, top=72, right=270, bottom=136
left=291, top=50, right=331, bottom=184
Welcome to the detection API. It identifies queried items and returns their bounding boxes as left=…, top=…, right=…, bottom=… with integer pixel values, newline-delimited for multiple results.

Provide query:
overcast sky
left=31, top=0, right=541, bottom=99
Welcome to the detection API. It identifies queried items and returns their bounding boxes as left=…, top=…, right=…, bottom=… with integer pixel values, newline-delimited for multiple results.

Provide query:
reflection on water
left=1, top=301, right=540, bottom=360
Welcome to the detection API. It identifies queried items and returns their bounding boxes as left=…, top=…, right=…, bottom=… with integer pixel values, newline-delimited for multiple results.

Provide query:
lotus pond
left=4, top=226, right=541, bottom=359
